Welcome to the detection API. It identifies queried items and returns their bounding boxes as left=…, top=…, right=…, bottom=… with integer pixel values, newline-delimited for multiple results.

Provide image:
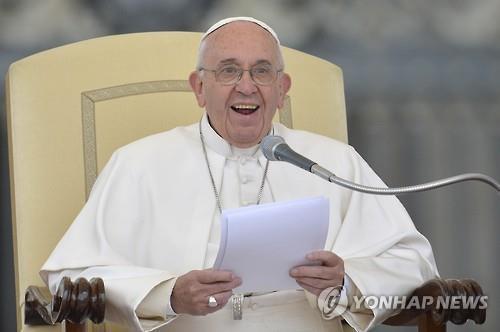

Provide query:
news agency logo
left=355, top=294, right=488, bottom=311
left=318, top=285, right=347, bottom=319
left=318, top=286, right=488, bottom=320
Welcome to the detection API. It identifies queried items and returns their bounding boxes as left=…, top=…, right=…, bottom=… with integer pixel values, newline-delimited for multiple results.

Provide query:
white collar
left=200, top=113, right=273, bottom=163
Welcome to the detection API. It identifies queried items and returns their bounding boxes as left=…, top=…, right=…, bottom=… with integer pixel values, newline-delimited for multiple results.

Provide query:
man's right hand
left=171, top=269, right=242, bottom=315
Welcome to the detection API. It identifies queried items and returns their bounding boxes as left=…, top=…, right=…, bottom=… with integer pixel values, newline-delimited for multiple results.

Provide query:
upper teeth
left=234, top=104, right=258, bottom=110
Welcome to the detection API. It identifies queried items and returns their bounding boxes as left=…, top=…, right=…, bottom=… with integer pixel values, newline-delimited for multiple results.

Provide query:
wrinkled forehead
left=198, top=21, right=282, bottom=67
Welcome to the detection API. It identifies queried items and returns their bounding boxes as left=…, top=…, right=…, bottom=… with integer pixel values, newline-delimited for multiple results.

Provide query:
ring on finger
left=208, top=295, right=218, bottom=308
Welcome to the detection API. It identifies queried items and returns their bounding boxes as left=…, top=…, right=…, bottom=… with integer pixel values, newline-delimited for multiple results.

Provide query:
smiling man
left=189, top=19, right=290, bottom=148
left=41, top=17, right=438, bottom=332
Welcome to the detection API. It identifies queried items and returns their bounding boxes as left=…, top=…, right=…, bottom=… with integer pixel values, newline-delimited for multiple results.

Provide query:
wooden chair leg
left=25, top=277, right=105, bottom=329
left=418, top=312, right=446, bottom=332
left=63, top=321, right=87, bottom=332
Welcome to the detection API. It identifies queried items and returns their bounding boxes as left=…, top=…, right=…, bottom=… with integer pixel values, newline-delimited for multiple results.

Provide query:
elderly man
left=42, top=17, right=438, bottom=331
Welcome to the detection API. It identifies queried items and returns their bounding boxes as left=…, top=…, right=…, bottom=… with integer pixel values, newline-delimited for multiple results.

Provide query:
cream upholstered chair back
left=6, top=31, right=347, bottom=330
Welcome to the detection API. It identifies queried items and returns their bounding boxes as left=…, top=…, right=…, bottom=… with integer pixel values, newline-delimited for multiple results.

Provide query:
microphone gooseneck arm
left=261, top=136, right=500, bottom=196
left=310, top=164, right=500, bottom=195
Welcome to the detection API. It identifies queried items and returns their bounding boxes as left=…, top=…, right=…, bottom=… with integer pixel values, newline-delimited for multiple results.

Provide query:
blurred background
left=0, top=0, right=498, bottom=331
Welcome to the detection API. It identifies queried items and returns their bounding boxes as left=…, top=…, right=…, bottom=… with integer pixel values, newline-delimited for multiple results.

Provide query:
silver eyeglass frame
left=198, top=65, right=283, bottom=86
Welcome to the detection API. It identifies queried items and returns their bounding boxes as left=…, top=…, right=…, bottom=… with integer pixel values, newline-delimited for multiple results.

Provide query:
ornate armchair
left=6, top=32, right=485, bottom=331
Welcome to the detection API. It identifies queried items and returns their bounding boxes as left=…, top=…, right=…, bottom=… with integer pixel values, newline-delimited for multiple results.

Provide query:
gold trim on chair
left=279, top=96, right=293, bottom=129
left=81, top=93, right=98, bottom=200
left=81, top=80, right=293, bottom=198
left=81, top=80, right=191, bottom=197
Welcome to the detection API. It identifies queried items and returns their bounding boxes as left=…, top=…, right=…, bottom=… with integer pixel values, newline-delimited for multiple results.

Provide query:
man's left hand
left=289, top=250, right=344, bottom=296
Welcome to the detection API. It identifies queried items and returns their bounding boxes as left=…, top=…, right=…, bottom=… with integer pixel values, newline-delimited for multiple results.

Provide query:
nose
left=235, top=70, right=258, bottom=95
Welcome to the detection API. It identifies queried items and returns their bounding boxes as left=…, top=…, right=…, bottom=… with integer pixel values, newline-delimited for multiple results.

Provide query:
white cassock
left=41, top=113, right=438, bottom=332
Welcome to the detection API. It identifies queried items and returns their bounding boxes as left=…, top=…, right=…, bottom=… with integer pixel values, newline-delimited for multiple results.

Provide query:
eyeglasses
left=198, top=64, right=283, bottom=86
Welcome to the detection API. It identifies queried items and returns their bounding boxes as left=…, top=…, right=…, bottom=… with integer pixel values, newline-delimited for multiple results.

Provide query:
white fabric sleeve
left=331, top=147, right=439, bottom=331
left=136, top=278, right=178, bottom=318
left=305, top=273, right=367, bottom=318
left=40, top=150, right=180, bottom=331
left=343, top=275, right=351, bottom=301
left=45, top=267, right=178, bottom=331
left=303, top=144, right=438, bottom=332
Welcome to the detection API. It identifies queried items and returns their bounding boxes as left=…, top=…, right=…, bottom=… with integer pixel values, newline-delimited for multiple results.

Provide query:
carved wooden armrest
left=383, top=278, right=486, bottom=330
left=25, top=277, right=105, bottom=327
left=26, top=277, right=486, bottom=331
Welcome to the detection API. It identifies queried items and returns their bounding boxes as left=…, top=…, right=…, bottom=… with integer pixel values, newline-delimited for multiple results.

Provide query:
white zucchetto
left=201, top=16, right=281, bottom=45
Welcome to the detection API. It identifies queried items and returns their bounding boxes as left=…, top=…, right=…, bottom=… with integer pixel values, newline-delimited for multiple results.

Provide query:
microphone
left=260, top=136, right=316, bottom=171
left=260, top=135, right=500, bottom=195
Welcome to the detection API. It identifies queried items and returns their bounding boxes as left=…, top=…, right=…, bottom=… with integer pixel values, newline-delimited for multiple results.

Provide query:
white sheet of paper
left=213, top=196, right=329, bottom=293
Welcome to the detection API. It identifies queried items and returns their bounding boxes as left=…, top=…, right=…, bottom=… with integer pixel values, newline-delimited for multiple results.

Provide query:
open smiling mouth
left=231, top=104, right=260, bottom=115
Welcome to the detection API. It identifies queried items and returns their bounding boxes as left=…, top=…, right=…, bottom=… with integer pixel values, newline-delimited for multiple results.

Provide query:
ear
left=189, top=70, right=206, bottom=107
left=277, top=73, right=291, bottom=109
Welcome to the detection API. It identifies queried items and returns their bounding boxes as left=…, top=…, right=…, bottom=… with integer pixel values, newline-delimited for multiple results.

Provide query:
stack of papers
left=213, top=196, right=329, bottom=293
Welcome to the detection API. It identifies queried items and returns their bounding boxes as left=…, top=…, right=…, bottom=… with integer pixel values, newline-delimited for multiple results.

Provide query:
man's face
left=189, top=21, right=291, bottom=148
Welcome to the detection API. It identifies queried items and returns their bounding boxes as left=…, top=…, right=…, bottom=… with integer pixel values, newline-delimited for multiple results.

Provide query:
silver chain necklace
left=199, top=118, right=269, bottom=214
